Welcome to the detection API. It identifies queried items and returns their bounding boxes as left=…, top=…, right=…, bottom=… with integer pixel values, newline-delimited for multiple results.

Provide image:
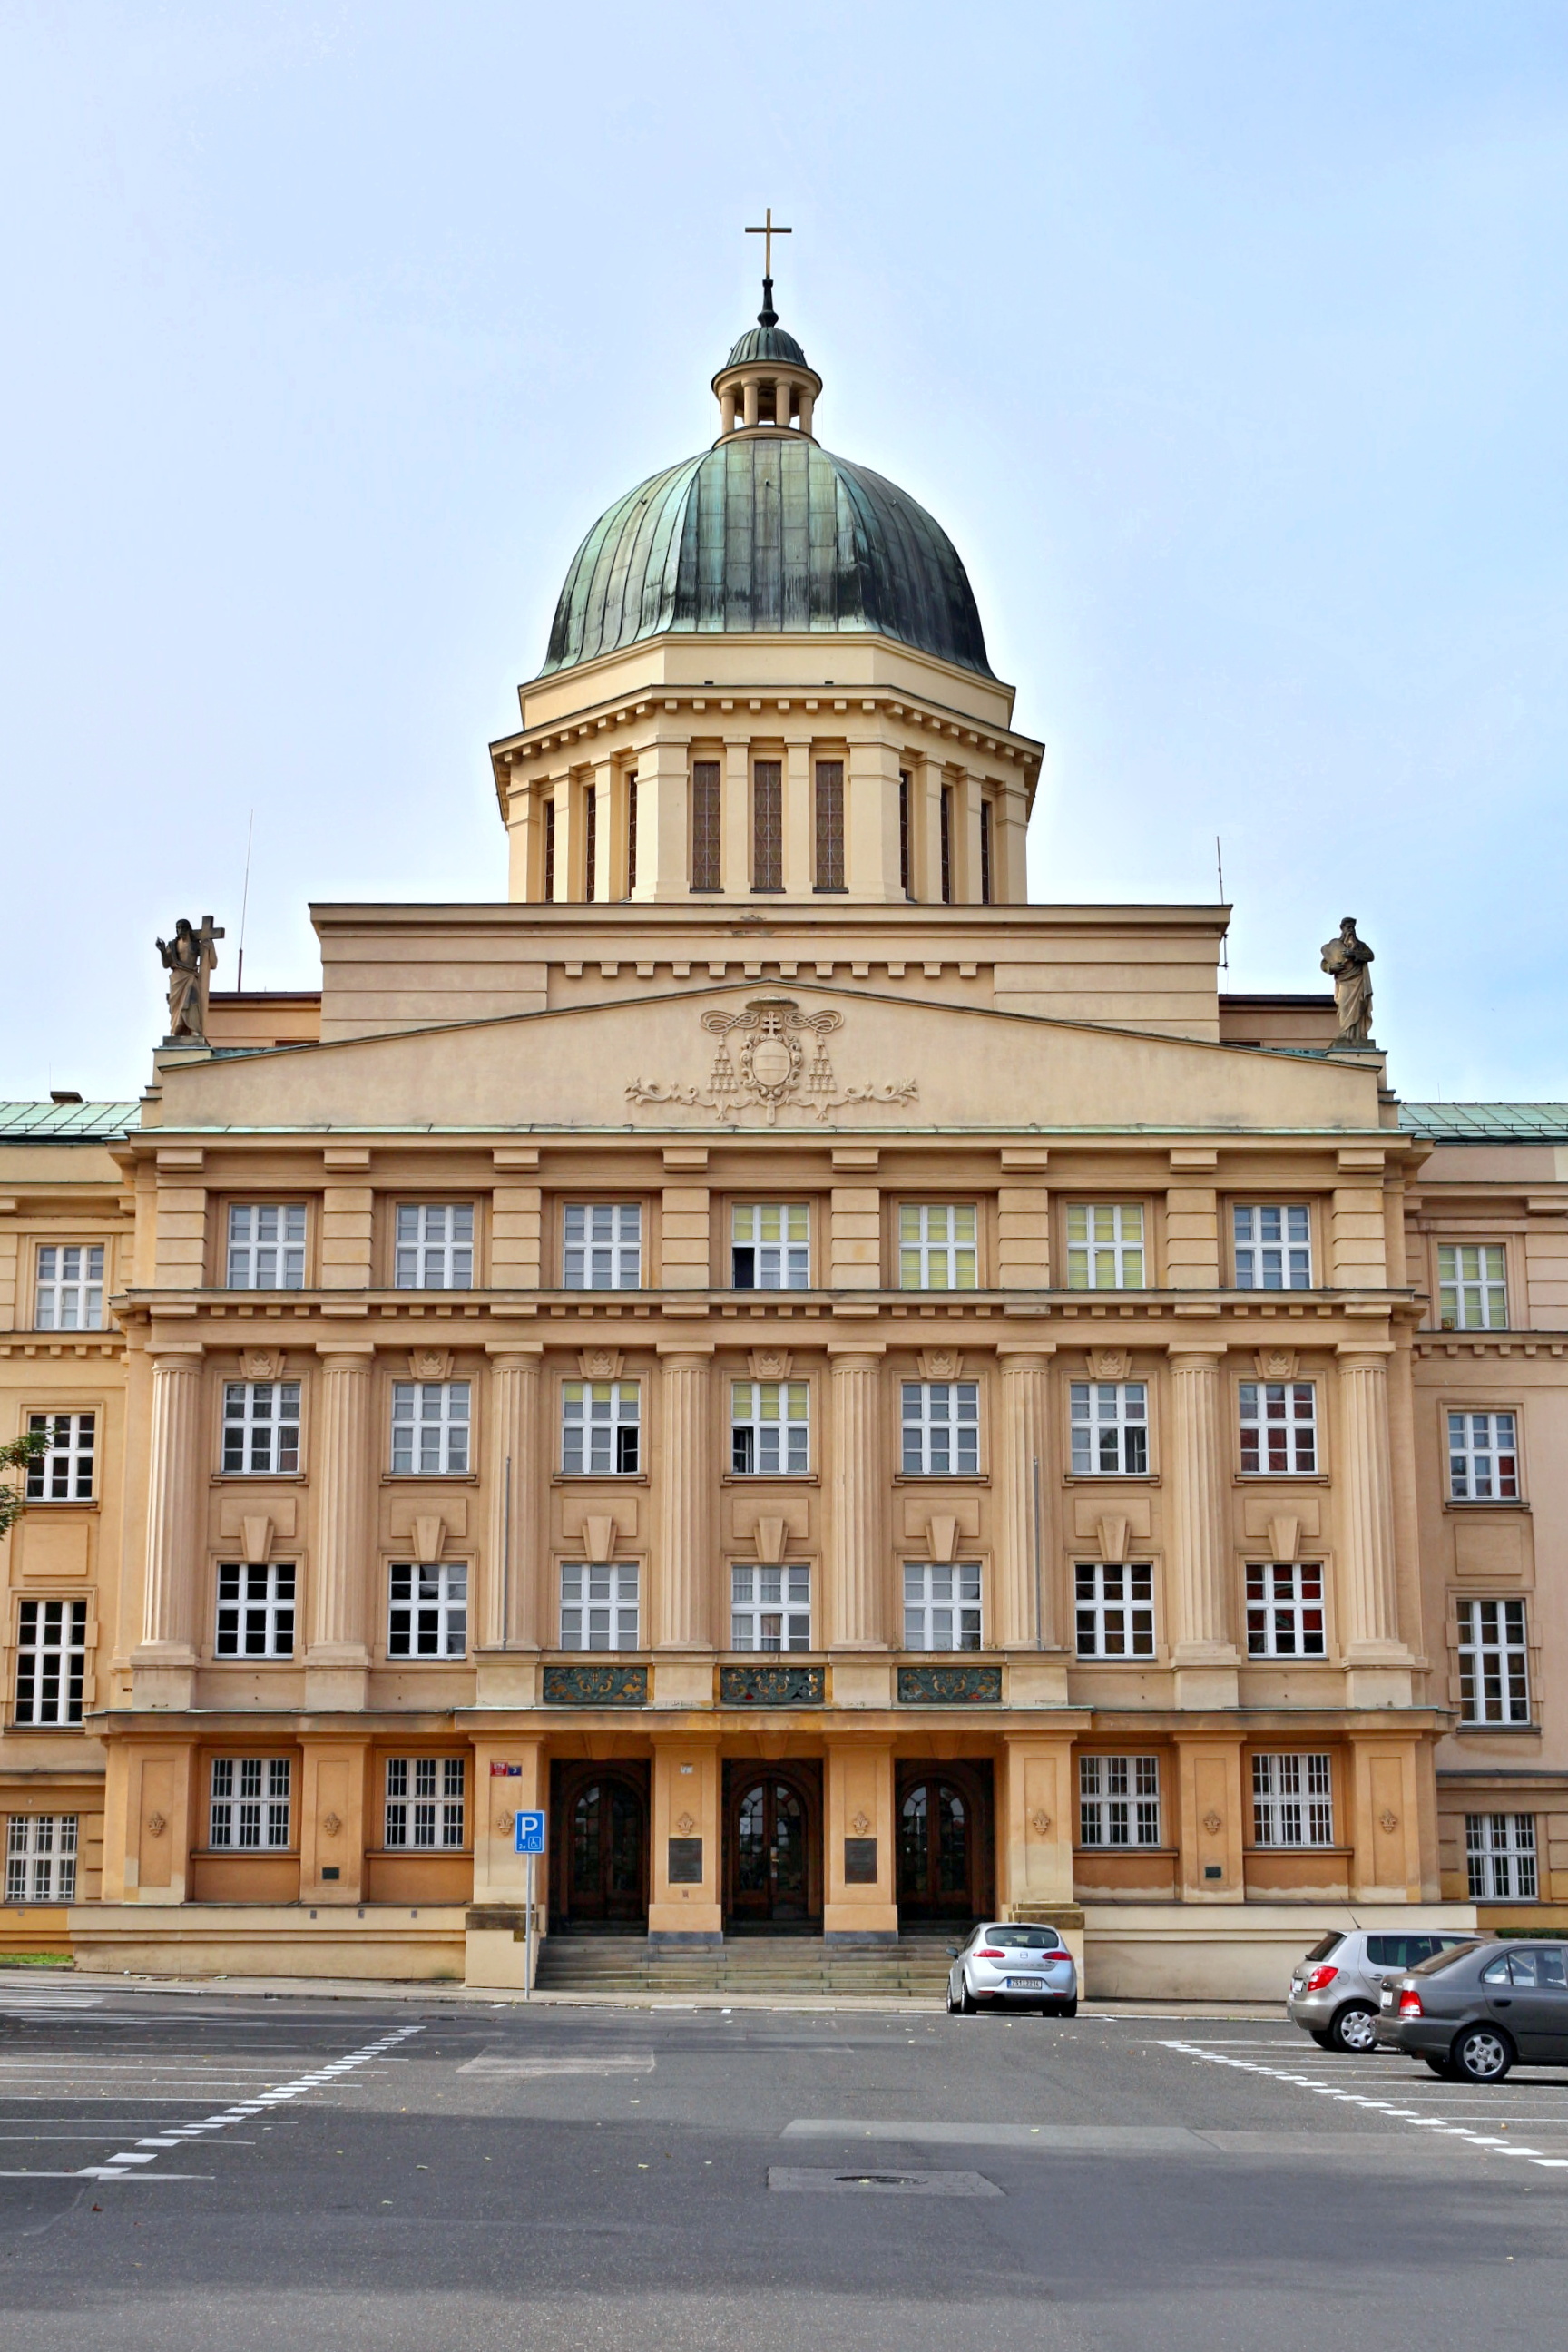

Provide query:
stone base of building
left=69, top=1903, right=469, bottom=1982
left=1082, top=1900, right=1479, bottom=2003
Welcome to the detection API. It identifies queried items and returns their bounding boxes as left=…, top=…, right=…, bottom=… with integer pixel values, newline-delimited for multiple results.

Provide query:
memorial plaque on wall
left=667, top=1837, right=704, bottom=1885
left=843, top=1837, right=878, bottom=1885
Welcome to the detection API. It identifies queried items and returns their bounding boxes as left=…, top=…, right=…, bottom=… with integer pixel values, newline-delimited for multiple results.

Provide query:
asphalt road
left=1, top=1978, right=1565, bottom=2350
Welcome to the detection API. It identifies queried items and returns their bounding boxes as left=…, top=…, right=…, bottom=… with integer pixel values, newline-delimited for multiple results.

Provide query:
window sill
left=364, top=1847, right=472, bottom=1860
left=19, top=1498, right=100, bottom=1512
left=1455, top=1721, right=1541, bottom=1736
left=1445, top=1500, right=1531, bottom=1514
left=380, top=1474, right=480, bottom=1485
left=893, top=1473, right=990, bottom=1485
left=1242, top=1844, right=1353, bottom=1858
left=1063, top=1474, right=1161, bottom=1487
left=720, top=1473, right=819, bottom=1485
left=191, top=1847, right=298, bottom=1860
left=211, top=1473, right=309, bottom=1486
left=551, top=1473, right=650, bottom=1485
left=1234, top=1473, right=1330, bottom=1485
left=1073, top=1845, right=1179, bottom=1857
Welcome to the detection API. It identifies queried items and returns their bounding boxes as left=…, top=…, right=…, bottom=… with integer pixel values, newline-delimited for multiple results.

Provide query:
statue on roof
left=157, top=914, right=224, bottom=1043
left=1320, top=916, right=1374, bottom=1047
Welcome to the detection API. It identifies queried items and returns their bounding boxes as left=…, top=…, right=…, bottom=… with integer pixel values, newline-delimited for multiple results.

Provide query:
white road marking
left=1161, top=2040, right=1564, bottom=2171
left=458, top=2053, right=655, bottom=2077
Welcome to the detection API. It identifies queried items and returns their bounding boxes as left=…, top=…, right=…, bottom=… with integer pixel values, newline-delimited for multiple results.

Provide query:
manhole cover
left=767, top=2167, right=1002, bottom=2197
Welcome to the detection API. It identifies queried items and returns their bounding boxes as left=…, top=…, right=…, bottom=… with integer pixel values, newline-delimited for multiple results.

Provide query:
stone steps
left=534, top=1934, right=957, bottom=1996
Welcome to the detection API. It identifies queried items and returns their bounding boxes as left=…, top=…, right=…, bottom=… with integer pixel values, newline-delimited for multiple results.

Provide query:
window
left=1246, top=1563, right=1326, bottom=1658
left=226, top=1206, right=305, bottom=1290
left=34, top=1244, right=103, bottom=1330
left=24, top=1413, right=94, bottom=1502
left=215, top=1563, right=295, bottom=1659
left=1448, top=1411, right=1519, bottom=1502
left=15, top=1599, right=85, bottom=1726
left=563, top=1202, right=641, bottom=1289
left=390, top=1382, right=470, bottom=1475
left=1458, top=1597, right=1530, bottom=1724
left=5, top=1814, right=76, bottom=1901
left=1239, top=1381, right=1318, bottom=1475
left=387, top=1563, right=468, bottom=1658
left=753, top=760, right=782, bottom=890
left=1074, top=1563, right=1155, bottom=1658
left=979, top=799, right=994, bottom=905
left=385, top=1757, right=466, bottom=1849
left=939, top=784, right=953, bottom=903
left=210, top=1758, right=291, bottom=1849
left=898, top=770, right=912, bottom=897
left=544, top=798, right=556, bottom=899
left=731, top=1564, right=812, bottom=1651
left=560, top=1563, right=640, bottom=1650
left=901, top=1381, right=980, bottom=1475
left=898, top=1203, right=977, bottom=1290
left=1466, top=1813, right=1537, bottom=1902
left=561, top=1381, right=640, bottom=1475
left=1252, top=1753, right=1334, bottom=1847
left=1069, top=1383, right=1149, bottom=1475
left=1078, top=1756, right=1161, bottom=1847
left=221, top=1382, right=301, bottom=1475
left=732, top=1202, right=809, bottom=1289
left=903, top=1562, right=982, bottom=1651
left=395, top=1204, right=473, bottom=1290
left=692, top=760, right=721, bottom=890
left=1066, top=1204, right=1144, bottom=1289
left=1439, top=1243, right=1508, bottom=1331
left=583, top=777, right=598, bottom=901
left=625, top=772, right=638, bottom=894
left=814, top=760, right=845, bottom=891
left=730, top=1381, right=809, bottom=1475
left=1232, top=1203, right=1311, bottom=1289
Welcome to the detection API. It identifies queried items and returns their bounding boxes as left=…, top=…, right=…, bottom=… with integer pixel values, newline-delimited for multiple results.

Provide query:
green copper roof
left=722, top=323, right=808, bottom=368
left=1400, top=1102, right=1568, bottom=1143
left=0, top=1101, right=138, bottom=1142
left=541, top=435, right=994, bottom=678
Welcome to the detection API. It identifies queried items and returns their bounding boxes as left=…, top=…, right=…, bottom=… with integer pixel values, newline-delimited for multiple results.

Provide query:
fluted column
left=655, top=1348, right=711, bottom=1649
left=485, top=1346, right=543, bottom=1650
left=1166, top=1347, right=1235, bottom=1666
left=310, top=1346, right=375, bottom=1667
left=827, top=1348, right=887, bottom=1649
left=1337, top=1347, right=1408, bottom=1661
left=995, top=1350, right=1055, bottom=1648
left=138, top=1348, right=205, bottom=1661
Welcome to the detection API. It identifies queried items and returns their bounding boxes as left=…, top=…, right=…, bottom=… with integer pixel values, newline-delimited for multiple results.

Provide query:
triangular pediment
left=153, top=981, right=1385, bottom=1138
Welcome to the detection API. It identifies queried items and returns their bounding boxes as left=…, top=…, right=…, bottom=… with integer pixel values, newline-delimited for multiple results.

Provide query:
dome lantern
left=710, top=289, right=822, bottom=442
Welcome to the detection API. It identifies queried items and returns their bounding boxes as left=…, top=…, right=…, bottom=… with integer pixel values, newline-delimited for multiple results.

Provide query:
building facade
left=2, top=296, right=1563, bottom=1995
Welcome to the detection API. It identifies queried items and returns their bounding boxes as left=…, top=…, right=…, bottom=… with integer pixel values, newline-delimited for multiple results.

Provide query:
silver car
left=946, top=1922, right=1078, bottom=2015
left=1286, top=1928, right=1476, bottom=2052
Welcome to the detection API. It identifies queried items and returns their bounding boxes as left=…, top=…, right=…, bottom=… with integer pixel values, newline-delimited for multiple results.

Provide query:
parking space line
left=1161, top=2039, right=1565, bottom=2171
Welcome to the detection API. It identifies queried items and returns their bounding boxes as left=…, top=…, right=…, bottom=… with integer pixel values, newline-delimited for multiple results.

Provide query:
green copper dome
left=722, top=322, right=808, bottom=368
left=541, top=435, right=994, bottom=678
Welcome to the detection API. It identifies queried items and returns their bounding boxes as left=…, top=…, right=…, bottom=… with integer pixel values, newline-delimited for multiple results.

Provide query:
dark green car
left=1376, top=1937, right=1568, bottom=2082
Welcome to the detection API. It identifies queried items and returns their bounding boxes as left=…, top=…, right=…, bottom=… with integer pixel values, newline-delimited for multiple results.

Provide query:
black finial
left=758, top=276, right=778, bottom=328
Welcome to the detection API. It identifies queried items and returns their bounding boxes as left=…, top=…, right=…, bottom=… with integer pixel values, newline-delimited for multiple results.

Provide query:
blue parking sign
left=514, top=1810, right=546, bottom=1855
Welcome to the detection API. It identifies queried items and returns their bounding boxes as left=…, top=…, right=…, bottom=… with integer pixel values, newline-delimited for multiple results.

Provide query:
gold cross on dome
left=745, top=208, right=792, bottom=279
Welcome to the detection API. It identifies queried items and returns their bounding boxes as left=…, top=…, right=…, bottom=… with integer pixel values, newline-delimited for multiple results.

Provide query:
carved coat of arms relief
left=627, top=997, right=917, bottom=1126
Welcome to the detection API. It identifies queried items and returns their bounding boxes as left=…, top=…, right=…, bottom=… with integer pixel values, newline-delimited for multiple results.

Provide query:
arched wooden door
left=896, top=1760, right=993, bottom=1925
left=724, top=1759, right=822, bottom=1928
left=551, top=1759, right=649, bottom=1927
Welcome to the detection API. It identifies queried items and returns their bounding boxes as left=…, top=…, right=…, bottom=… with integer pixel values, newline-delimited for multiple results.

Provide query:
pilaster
left=628, top=737, right=690, bottom=903
left=299, top=1737, right=367, bottom=1904
left=995, top=1348, right=1056, bottom=1650
left=1173, top=1730, right=1245, bottom=1903
left=1337, top=1344, right=1413, bottom=1695
left=826, top=1348, right=887, bottom=1649
left=1166, top=1344, right=1239, bottom=1705
left=649, top=1733, right=722, bottom=1942
left=482, top=1345, right=544, bottom=1657
left=308, top=1343, right=375, bottom=1708
left=997, top=1731, right=1079, bottom=1922
left=132, top=1347, right=203, bottom=1704
left=823, top=1738, right=897, bottom=1940
left=655, top=1347, right=713, bottom=1649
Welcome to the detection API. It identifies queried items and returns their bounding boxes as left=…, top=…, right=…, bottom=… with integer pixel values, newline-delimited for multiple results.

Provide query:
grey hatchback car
left=1376, top=1936, right=1568, bottom=2082
left=1287, top=1928, right=1478, bottom=2053
left=946, top=1923, right=1078, bottom=2015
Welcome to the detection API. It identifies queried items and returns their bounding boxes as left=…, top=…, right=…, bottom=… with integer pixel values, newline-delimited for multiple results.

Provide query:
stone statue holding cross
left=157, top=914, right=225, bottom=1043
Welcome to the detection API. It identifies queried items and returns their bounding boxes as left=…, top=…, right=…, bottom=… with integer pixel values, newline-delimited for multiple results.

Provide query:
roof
left=540, top=436, right=993, bottom=679
left=722, top=323, right=808, bottom=369
left=0, top=1101, right=138, bottom=1142
left=1399, top=1102, right=1568, bottom=1144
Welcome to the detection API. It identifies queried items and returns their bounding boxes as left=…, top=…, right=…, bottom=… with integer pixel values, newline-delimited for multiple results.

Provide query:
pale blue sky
left=3, top=2, right=1565, bottom=1102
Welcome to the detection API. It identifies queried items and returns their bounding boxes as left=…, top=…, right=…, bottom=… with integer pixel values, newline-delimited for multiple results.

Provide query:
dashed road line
left=1161, top=2039, right=1568, bottom=2172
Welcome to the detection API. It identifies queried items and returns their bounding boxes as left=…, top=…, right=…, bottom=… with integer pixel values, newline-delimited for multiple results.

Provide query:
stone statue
left=157, top=915, right=224, bottom=1043
left=1320, top=916, right=1374, bottom=1047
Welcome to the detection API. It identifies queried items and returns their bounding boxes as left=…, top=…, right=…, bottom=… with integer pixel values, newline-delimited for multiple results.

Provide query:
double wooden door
left=724, top=1760, right=822, bottom=1927
left=551, top=1760, right=649, bottom=1926
left=897, top=1761, right=993, bottom=1924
